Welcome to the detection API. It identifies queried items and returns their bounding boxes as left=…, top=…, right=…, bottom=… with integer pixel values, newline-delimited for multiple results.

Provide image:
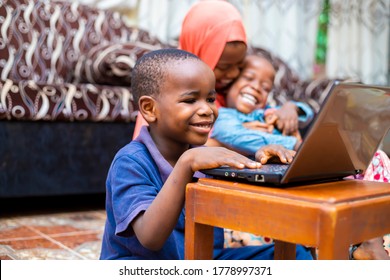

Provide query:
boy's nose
left=198, top=101, right=214, bottom=115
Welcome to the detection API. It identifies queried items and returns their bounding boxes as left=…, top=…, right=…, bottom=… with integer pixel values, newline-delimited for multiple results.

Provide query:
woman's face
left=214, top=41, right=247, bottom=91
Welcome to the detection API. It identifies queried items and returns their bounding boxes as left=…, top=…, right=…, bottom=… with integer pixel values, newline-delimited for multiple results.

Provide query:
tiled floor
left=2, top=195, right=389, bottom=260
left=0, top=194, right=106, bottom=260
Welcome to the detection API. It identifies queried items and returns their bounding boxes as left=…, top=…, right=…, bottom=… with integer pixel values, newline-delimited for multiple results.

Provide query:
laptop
left=201, top=81, right=390, bottom=186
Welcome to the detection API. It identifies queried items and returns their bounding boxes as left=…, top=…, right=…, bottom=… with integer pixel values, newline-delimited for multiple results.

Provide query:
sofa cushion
left=0, top=0, right=163, bottom=84
left=74, top=42, right=160, bottom=86
left=0, top=79, right=137, bottom=122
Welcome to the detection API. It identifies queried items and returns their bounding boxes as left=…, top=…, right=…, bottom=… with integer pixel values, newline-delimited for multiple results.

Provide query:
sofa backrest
left=0, top=0, right=162, bottom=84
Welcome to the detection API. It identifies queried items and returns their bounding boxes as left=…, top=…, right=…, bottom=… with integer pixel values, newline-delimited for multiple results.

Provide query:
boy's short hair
left=131, top=48, right=200, bottom=106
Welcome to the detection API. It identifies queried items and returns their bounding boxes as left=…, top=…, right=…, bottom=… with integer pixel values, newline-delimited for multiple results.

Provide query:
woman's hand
left=274, top=102, right=299, bottom=135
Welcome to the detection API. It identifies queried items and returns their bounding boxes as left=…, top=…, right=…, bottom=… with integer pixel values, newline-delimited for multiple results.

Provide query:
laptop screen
left=282, top=82, right=390, bottom=183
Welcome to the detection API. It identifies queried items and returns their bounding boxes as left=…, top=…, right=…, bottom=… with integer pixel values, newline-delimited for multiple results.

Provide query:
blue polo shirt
left=100, top=126, right=224, bottom=259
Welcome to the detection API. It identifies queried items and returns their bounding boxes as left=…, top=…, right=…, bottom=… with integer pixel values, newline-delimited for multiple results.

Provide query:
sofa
left=0, top=0, right=166, bottom=197
left=0, top=0, right=340, bottom=198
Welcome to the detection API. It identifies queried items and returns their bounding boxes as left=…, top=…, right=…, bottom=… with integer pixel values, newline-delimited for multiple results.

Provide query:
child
left=99, top=49, right=313, bottom=260
left=211, top=54, right=313, bottom=154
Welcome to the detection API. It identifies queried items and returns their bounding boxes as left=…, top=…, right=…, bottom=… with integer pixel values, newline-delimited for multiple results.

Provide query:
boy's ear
left=138, top=96, right=157, bottom=123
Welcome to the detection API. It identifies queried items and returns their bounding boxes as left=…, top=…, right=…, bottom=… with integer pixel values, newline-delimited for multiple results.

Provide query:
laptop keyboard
left=260, top=164, right=289, bottom=173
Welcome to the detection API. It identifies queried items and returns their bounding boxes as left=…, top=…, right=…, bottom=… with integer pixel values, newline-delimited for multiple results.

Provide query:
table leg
left=317, top=241, right=349, bottom=260
left=274, top=240, right=296, bottom=260
left=185, top=184, right=214, bottom=259
left=185, top=222, right=214, bottom=259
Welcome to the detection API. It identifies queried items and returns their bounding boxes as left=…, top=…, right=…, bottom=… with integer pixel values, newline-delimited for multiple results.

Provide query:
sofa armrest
left=0, top=79, right=137, bottom=122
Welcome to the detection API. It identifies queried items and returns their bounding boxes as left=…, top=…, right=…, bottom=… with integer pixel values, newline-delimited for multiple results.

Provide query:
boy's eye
left=182, top=98, right=196, bottom=104
left=207, top=97, right=216, bottom=103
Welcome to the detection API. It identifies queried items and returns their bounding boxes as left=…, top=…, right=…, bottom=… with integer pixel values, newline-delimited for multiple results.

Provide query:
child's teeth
left=242, top=93, right=257, bottom=105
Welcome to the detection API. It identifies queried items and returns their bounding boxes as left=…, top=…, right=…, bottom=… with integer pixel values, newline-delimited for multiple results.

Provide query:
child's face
left=214, top=42, right=247, bottom=91
left=153, top=59, right=217, bottom=146
left=226, top=55, right=275, bottom=114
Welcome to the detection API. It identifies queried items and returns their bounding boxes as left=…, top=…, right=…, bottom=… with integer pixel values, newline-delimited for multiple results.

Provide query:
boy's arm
left=131, top=147, right=261, bottom=251
left=132, top=143, right=302, bottom=251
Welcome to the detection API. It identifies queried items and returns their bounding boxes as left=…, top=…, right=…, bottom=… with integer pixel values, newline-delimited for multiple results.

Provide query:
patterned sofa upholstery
left=0, top=0, right=339, bottom=198
left=0, top=0, right=165, bottom=197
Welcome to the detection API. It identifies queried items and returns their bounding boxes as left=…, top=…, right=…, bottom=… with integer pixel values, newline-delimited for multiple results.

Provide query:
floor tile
left=0, top=237, right=63, bottom=250
left=0, top=194, right=106, bottom=260
left=0, top=226, right=40, bottom=240
left=12, top=248, right=84, bottom=260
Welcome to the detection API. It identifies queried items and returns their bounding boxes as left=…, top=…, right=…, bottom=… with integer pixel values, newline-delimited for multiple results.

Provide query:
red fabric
left=179, top=0, right=247, bottom=70
left=363, top=150, right=390, bottom=183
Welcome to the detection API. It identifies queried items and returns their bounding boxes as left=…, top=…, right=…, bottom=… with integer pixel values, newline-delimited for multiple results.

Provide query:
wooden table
left=185, top=178, right=390, bottom=260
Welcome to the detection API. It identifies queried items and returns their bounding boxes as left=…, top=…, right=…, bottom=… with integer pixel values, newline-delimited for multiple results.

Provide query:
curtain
left=137, top=0, right=196, bottom=46
left=66, top=0, right=322, bottom=80
left=135, top=0, right=322, bottom=80
left=231, top=0, right=323, bottom=80
left=67, top=0, right=390, bottom=85
left=326, top=0, right=390, bottom=85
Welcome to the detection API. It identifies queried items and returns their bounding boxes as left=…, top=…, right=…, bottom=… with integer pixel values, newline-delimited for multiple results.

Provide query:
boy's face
left=226, top=55, right=275, bottom=114
left=152, top=59, right=217, bottom=146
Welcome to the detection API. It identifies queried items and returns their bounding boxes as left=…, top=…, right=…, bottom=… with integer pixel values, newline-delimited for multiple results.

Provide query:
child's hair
left=246, top=46, right=277, bottom=70
left=131, top=48, right=200, bottom=106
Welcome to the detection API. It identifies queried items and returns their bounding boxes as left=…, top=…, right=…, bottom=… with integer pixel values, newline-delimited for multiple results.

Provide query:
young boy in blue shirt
left=100, top=49, right=313, bottom=260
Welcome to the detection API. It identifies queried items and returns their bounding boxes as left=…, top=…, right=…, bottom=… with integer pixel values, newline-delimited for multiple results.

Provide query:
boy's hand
left=184, top=147, right=261, bottom=172
left=255, top=144, right=296, bottom=164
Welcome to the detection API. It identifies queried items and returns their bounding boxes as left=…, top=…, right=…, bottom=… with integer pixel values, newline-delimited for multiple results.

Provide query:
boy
left=100, top=49, right=312, bottom=259
left=211, top=54, right=313, bottom=154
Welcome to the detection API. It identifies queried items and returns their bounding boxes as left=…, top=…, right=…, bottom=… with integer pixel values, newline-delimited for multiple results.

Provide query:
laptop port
left=255, top=174, right=265, bottom=182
